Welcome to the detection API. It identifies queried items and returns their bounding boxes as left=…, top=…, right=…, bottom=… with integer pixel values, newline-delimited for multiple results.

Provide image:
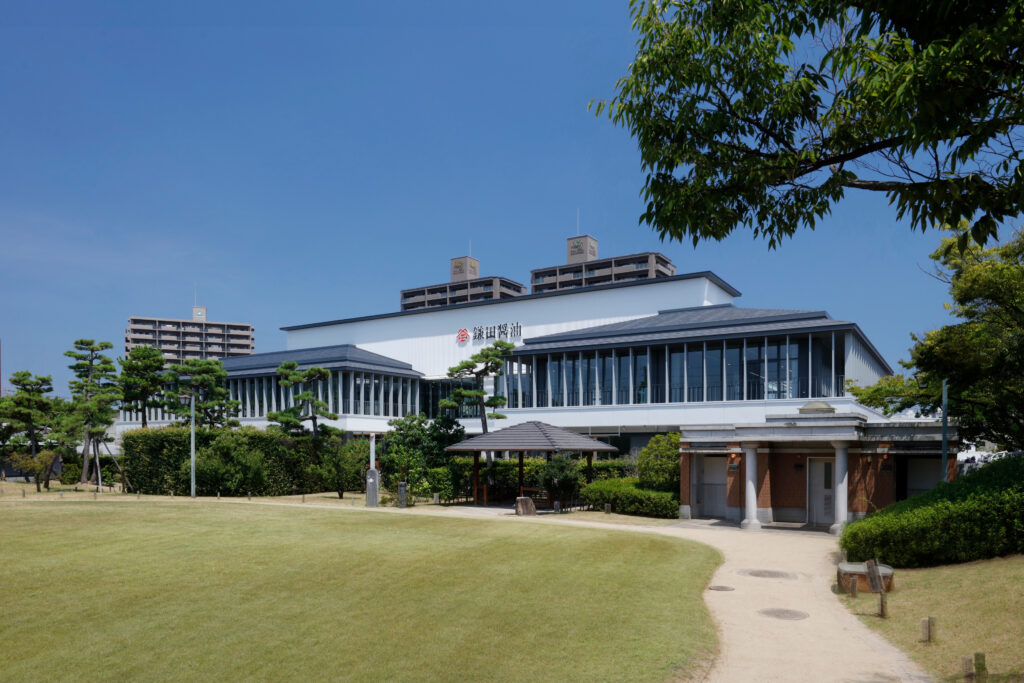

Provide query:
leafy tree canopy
left=850, top=226, right=1024, bottom=449
left=163, top=358, right=240, bottom=429
left=597, top=0, right=1024, bottom=247
left=440, top=340, right=515, bottom=434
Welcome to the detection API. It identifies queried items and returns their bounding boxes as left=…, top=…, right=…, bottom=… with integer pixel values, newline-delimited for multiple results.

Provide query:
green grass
left=841, top=555, right=1024, bottom=681
left=1, top=500, right=720, bottom=681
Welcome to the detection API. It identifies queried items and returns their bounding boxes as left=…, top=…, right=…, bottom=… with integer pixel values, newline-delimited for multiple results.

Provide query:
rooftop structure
left=529, top=236, right=675, bottom=294
left=400, top=255, right=527, bottom=311
left=124, top=306, right=254, bottom=366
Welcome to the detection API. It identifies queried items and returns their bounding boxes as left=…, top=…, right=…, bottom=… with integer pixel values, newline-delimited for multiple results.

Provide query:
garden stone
left=515, top=496, right=537, bottom=516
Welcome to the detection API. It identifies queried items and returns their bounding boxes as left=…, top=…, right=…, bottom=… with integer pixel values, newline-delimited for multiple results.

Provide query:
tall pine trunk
left=80, top=431, right=91, bottom=484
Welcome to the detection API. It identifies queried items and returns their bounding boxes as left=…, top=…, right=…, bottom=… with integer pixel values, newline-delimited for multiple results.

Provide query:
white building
left=117, top=261, right=954, bottom=530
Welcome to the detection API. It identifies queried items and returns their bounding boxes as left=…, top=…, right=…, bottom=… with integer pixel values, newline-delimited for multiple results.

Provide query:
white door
left=702, top=456, right=728, bottom=518
left=808, top=460, right=835, bottom=525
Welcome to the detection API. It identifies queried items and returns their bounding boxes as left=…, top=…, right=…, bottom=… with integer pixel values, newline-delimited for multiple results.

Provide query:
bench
left=837, top=561, right=895, bottom=593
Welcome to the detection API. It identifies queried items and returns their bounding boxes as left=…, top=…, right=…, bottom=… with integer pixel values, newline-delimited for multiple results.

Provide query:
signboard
left=456, top=322, right=522, bottom=343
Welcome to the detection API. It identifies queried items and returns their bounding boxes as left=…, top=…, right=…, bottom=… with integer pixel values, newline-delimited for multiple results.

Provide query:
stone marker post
left=366, top=433, right=379, bottom=508
left=398, top=482, right=407, bottom=508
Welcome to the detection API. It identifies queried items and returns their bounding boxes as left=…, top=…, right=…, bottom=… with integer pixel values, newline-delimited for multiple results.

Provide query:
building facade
left=116, top=254, right=954, bottom=530
left=124, top=306, right=255, bottom=366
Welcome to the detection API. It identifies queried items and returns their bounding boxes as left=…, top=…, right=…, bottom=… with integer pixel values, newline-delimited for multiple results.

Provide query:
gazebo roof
left=445, top=421, right=619, bottom=453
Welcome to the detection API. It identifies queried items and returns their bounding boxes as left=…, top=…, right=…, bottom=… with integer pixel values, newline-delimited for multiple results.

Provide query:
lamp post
left=941, top=378, right=948, bottom=482
left=190, top=390, right=196, bottom=498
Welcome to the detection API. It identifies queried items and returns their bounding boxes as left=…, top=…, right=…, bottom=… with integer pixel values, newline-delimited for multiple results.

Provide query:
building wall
left=845, top=332, right=888, bottom=388
left=285, top=276, right=736, bottom=379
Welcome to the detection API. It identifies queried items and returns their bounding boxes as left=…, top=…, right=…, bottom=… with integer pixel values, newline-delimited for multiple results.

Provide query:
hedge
left=840, top=454, right=1024, bottom=567
left=121, top=426, right=358, bottom=496
left=580, top=477, right=679, bottom=519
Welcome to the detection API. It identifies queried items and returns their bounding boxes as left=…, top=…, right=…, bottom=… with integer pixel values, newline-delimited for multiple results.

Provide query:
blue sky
left=0, top=2, right=955, bottom=396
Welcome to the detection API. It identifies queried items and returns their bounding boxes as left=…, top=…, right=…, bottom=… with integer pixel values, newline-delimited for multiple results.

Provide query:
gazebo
left=445, top=421, right=619, bottom=505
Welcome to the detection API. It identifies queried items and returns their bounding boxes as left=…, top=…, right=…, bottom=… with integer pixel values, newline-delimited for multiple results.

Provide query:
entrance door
left=808, top=459, right=835, bottom=525
left=702, top=456, right=728, bottom=518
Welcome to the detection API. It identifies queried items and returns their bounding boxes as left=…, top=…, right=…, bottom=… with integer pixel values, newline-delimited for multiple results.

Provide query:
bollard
left=879, top=590, right=888, bottom=618
left=974, top=653, right=987, bottom=681
left=850, top=576, right=858, bottom=598
left=248, top=492, right=251, bottom=501
left=217, top=491, right=220, bottom=500
left=920, top=617, right=931, bottom=642
left=302, top=493, right=306, bottom=503
left=962, top=656, right=975, bottom=679
left=604, top=503, right=611, bottom=514
left=170, top=491, right=174, bottom=498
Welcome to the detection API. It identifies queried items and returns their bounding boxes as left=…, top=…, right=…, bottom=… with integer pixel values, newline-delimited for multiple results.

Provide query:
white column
left=831, top=441, right=849, bottom=535
left=741, top=443, right=761, bottom=530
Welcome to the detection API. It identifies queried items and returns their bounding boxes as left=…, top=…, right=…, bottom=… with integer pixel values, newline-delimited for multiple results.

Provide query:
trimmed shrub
left=59, top=462, right=81, bottom=485
left=637, top=433, right=680, bottom=492
left=840, top=454, right=1024, bottom=567
left=581, top=477, right=679, bottom=519
left=427, top=467, right=455, bottom=502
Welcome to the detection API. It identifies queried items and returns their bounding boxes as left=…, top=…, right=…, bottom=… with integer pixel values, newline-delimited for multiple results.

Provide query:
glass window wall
left=598, top=351, right=614, bottom=405
left=725, top=341, right=743, bottom=400
left=616, top=350, right=631, bottom=404
left=582, top=352, right=597, bottom=406
left=633, top=347, right=649, bottom=403
left=650, top=347, right=666, bottom=402
left=669, top=345, right=685, bottom=402
left=549, top=354, right=564, bottom=407
left=686, top=345, right=704, bottom=402
left=705, top=343, right=723, bottom=401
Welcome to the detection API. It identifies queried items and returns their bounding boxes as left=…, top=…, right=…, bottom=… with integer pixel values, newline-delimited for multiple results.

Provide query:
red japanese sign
left=456, top=328, right=469, bottom=343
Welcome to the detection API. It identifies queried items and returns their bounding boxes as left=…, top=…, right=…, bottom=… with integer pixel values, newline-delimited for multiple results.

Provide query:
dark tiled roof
left=221, top=344, right=421, bottom=378
left=280, top=271, right=742, bottom=330
left=522, top=304, right=832, bottom=345
left=446, top=421, right=619, bottom=453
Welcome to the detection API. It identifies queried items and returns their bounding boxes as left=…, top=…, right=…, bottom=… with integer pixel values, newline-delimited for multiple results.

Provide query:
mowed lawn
left=842, top=555, right=1024, bottom=681
left=1, top=500, right=720, bottom=681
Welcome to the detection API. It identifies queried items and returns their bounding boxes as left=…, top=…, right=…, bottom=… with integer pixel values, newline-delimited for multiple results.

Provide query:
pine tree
left=65, top=340, right=121, bottom=484
left=0, top=372, right=55, bottom=491
left=163, top=358, right=240, bottom=429
left=439, top=340, right=514, bottom=434
left=267, top=362, right=338, bottom=436
left=118, top=345, right=166, bottom=428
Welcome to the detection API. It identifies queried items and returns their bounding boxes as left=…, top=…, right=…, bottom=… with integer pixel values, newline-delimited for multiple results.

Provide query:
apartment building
left=400, top=256, right=527, bottom=311
left=529, top=235, right=675, bottom=294
left=124, top=306, right=255, bottom=365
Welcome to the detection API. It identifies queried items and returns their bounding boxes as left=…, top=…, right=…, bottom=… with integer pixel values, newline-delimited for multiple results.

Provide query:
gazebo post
left=473, top=452, right=480, bottom=505
left=518, top=452, right=524, bottom=497
left=587, top=451, right=594, bottom=483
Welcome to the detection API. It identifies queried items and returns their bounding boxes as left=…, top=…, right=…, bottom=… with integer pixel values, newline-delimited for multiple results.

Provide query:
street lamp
left=190, top=389, right=195, bottom=497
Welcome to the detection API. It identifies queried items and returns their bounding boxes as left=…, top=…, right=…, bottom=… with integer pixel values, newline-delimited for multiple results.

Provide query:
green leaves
left=850, top=227, right=1024, bottom=449
left=266, top=362, right=337, bottom=436
left=444, top=340, right=515, bottom=433
left=163, top=358, right=239, bottom=429
left=600, top=0, right=1024, bottom=247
